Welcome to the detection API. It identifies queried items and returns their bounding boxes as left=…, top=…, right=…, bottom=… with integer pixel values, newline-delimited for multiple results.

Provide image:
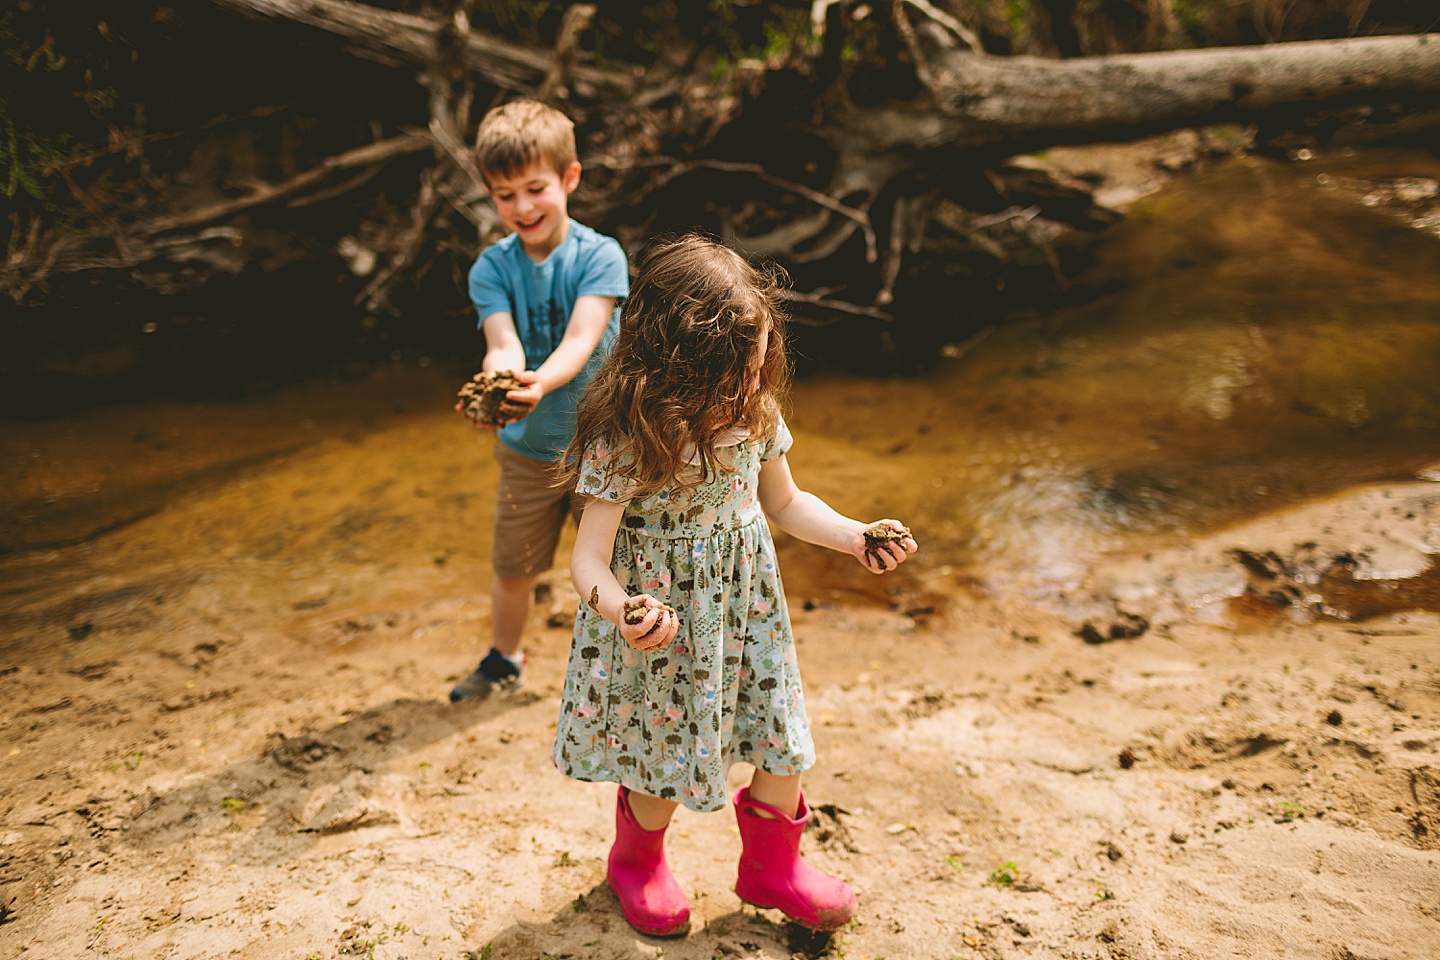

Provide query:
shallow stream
left=3, top=148, right=1439, bottom=665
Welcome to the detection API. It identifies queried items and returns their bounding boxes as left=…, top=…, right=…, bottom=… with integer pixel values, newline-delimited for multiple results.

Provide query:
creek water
left=794, top=148, right=1440, bottom=607
left=3, top=148, right=1439, bottom=665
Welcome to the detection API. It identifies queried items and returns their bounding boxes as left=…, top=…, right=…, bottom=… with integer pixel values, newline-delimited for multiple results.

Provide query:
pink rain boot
left=607, top=785, right=691, bottom=937
left=733, top=786, right=857, bottom=931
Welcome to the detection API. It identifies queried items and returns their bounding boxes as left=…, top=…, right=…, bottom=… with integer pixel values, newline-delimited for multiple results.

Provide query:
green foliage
left=987, top=860, right=1021, bottom=887
left=1001, top=0, right=1030, bottom=51
left=0, top=3, right=144, bottom=204
left=1171, top=0, right=1212, bottom=34
left=705, top=1, right=816, bottom=80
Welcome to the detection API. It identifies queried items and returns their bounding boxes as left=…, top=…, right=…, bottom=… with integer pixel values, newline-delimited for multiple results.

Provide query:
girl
left=553, top=235, right=917, bottom=937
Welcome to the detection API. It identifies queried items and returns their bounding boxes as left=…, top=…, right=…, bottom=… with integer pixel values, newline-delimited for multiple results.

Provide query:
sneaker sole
left=448, top=676, right=525, bottom=702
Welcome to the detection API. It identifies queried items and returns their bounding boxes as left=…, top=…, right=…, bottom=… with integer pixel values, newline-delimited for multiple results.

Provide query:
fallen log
left=856, top=32, right=1440, bottom=155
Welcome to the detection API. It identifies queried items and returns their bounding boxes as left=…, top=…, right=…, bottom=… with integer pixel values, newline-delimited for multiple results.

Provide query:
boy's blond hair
left=474, top=100, right=578, bottom=184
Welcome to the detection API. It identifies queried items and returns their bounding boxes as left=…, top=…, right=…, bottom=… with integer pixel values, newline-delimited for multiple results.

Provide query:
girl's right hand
left=620, top=595, right=678, bottom=652
left=851, top=519, right=918, bottom=574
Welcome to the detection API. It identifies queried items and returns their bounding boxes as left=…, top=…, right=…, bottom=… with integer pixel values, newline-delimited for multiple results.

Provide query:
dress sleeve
left=575, top=441, right=639, bottom=503
left=758, top=416, right=793, bottom=462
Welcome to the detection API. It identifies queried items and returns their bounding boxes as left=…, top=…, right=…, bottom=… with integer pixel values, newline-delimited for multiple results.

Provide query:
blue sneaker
left=449, top=648, right=526, bottom=702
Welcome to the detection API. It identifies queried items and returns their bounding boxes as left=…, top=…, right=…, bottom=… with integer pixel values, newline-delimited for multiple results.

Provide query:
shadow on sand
left=469, top=882, right=841, bottom=960
left=124, top=692, right=535, bottom=862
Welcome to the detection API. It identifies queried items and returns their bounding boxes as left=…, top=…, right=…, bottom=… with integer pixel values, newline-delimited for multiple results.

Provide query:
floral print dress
left=552, top=418, right=816, bottom=812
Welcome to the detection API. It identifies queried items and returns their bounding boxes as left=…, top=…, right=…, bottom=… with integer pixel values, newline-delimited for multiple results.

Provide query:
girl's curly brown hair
left=560, top=234, right=792, bottom=499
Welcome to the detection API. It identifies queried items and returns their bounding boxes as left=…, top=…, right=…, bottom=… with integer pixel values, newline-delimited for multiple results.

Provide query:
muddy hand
left=499, top=370, right=545, bottom=423
left=857, top=520, right=918, bottom=574
left=620, top=595, right=678, bottom=652
left=495, top=398, right=535, bottom=424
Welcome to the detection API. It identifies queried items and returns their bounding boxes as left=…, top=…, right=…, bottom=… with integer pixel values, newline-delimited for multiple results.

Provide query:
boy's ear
left=562, top=161, right=582, bottom=194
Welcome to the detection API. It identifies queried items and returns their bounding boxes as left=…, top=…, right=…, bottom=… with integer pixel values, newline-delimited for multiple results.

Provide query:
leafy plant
left=987, top=860, right=1021, bottom=887
left=0, top=4, right=141, bottom=204
left=354, top=934, right=388, bottom=959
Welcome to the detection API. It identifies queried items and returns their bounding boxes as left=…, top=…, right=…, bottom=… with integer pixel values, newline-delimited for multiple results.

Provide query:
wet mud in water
left=2, top=149, right=1440, bottom=960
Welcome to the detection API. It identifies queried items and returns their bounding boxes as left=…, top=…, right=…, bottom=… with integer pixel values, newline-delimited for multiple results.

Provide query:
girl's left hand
left=850, top=519, right=918, bottom=574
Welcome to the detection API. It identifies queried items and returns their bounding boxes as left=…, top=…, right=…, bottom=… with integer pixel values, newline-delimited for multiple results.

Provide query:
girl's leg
left=733, top=771, right=856, bottom=932
left=608, top=786, right=690, bottom=937
left=626, top=789, right=679, bottom=831
left=747, top=769, right=801, bottom=818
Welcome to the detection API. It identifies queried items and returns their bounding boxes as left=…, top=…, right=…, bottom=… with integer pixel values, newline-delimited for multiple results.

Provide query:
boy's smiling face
left=486, top=160, right=581, bottom=261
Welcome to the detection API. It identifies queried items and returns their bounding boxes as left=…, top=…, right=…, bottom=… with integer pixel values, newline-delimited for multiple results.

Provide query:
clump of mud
left=862, top=522, right=912, bottom=567
left=622, top=596, right=677, bottom=651
left=456, top=370, right=523, bottom=426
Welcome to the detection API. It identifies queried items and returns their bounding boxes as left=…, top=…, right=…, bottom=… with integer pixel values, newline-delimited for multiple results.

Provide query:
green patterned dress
left=552, top=418, right=816, bottom=812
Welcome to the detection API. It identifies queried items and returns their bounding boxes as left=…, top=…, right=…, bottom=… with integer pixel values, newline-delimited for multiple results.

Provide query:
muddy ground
left=1, top=362, right=1437, bottom=960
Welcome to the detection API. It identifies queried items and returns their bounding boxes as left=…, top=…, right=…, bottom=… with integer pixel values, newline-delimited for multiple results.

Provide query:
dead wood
left=208, top=0, right=632, bottom=98
left=857, top=33, right=1440, bottom=156
left=143, top=133, right=432, bottom=237
left=200, top=2, right=1436, bottom=309
left=9, top=0, right=1440, bottom=330
left=539, top=3, right=598, bottom=104
left=2, top=133, right=433, bottom=302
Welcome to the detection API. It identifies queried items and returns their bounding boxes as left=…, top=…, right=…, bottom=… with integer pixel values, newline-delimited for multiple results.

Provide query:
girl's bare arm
left=758, top=453, right=916, bottom=573
left=570, top=497, right=678, bottom=649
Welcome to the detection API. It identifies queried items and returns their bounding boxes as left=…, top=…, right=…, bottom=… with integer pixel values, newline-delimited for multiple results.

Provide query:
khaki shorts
left=492, top=441, right=586, bottom=579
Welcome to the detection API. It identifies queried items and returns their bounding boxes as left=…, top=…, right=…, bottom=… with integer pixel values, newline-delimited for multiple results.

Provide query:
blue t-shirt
left=468, top=220, right=629, bottom=461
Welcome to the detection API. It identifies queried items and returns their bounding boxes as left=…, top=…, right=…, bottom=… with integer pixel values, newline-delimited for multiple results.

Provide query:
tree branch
left=209, top=0, right=633, bottom=98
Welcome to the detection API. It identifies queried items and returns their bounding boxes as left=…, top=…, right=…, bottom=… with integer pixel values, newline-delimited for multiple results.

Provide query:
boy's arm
left=473, top=312, right=533, bottom=425
left=480, top=311, right=527, bottom=374
left=571, top=497, right=678, bottom=650
left=506, top=295, right=616, bottom=408
left=758, top=453, right=916, bottom=573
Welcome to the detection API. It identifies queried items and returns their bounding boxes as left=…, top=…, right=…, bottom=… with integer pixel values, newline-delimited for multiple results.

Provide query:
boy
left=449, top=100, right=629, bottom=701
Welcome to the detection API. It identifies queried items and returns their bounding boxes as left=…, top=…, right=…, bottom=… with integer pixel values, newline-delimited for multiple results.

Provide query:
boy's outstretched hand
left=851, top=520, right=918, bottom=574
left=620, top=595, right=678, bottom=652
left=497, top=370, right=544, bottom=424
